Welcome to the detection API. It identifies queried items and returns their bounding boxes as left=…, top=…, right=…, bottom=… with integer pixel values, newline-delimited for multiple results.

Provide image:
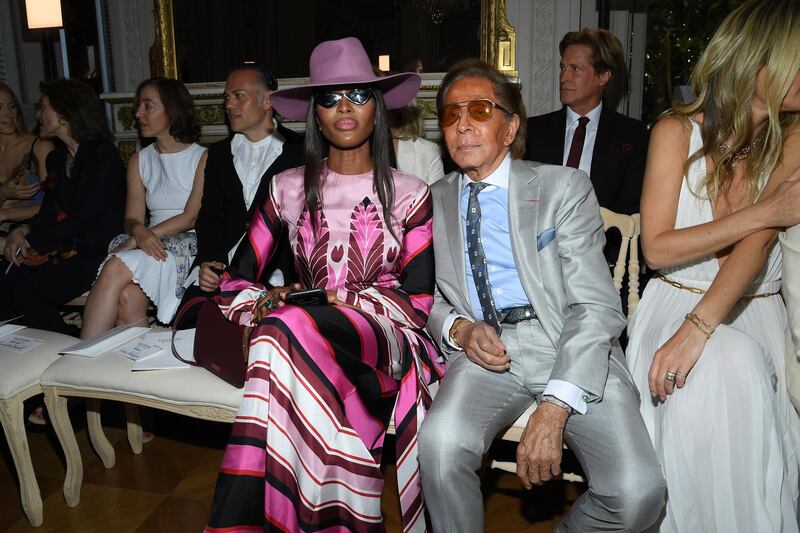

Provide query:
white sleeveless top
left=138, top=143, right=206, bottom=227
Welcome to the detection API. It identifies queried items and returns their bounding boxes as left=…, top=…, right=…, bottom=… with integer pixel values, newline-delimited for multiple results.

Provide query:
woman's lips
left=334, top=119, right=358, bottom=130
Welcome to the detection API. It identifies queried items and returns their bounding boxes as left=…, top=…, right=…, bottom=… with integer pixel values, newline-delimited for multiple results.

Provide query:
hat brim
left=270, top=72, right=421, bottom=120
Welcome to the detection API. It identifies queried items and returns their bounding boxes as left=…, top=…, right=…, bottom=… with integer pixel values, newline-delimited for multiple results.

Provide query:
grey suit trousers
left=418, top=320, right=665, bottom=532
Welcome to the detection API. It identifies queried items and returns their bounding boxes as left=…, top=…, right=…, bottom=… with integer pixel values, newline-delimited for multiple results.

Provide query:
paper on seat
left=60, top=324, right=151, bottom=357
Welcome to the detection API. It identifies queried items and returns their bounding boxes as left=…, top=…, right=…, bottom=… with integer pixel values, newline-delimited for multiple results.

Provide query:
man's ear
left=261, top=90, right=275, bottom=112
left=504, top=114, right=520, bottom=147
left=598, top=69, right=612, bottom=87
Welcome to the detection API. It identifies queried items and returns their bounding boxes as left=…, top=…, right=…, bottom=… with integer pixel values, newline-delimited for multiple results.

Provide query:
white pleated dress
left=104, top=143, right=205, bottom=323
left=626, top=120, right=800, bottom=532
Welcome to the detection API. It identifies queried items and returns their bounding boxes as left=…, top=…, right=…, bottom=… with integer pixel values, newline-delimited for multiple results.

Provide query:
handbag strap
left=170, top=295, right=208, bottom=366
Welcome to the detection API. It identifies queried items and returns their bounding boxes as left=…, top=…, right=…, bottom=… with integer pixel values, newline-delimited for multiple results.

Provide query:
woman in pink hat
left=205, top=37, right=445, bottom=532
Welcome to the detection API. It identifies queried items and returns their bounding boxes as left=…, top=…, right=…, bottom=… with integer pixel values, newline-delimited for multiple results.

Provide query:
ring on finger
left=664, top=370, right=677, bottom=382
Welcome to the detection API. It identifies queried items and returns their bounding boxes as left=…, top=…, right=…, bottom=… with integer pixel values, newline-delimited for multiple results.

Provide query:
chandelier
left=394, top=0, right=476, bottom=23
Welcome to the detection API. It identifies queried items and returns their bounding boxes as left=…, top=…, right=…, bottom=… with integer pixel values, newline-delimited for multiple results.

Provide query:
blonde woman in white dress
left=81, top=78, right=206, bottom=335
left=626, top=1, right=800, bottom=531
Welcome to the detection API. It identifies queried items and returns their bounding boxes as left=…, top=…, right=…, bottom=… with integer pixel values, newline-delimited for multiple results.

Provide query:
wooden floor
left=0, top=399, right=581, bottom=532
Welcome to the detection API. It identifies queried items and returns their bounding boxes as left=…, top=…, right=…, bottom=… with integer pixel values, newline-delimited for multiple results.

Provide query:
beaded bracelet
left=685, top=312, right=714, bottom=339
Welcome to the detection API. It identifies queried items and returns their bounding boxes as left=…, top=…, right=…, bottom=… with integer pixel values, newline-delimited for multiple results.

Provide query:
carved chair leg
left=43, top=388, right=82, bottom=508
left=124, top=403, right=143, bottom=454
left=0, top=395, right=43, bottom=526
left=86, top=398, right=115, bottom=469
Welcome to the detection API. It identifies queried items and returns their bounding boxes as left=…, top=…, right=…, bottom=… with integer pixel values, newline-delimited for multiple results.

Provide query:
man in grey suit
left=418, top=59, right=665, bottom=532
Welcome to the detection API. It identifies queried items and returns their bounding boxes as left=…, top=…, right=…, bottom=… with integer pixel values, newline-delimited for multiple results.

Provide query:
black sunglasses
left=314, top=88, right=374, bottom=108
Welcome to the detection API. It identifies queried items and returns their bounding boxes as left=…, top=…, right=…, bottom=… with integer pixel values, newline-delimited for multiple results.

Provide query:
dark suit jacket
left=524, top=106, right=648, bottom=215
left=193, top=123, right=303, bottom=280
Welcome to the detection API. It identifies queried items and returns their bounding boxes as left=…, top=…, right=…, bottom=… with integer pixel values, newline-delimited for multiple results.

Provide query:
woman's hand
left=759, top=166, right=800, bottom=228
left=132, top=227, right=167, bottom=261
left=648, top=319, right=708, bottom=401
left=110, top=236, right=137, bottom=253
left=0, top=175, right=41, bottom=202
left=253, top=283, right=303, bottom=322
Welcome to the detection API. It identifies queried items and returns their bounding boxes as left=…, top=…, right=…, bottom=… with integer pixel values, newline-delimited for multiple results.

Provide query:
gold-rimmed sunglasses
left=438, top=99, right=511, bottom=127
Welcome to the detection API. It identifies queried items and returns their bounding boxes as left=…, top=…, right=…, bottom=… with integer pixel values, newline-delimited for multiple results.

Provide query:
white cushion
left=41, top=352, right=243, bottom=412
left=0, top=328, right=79, bottom=399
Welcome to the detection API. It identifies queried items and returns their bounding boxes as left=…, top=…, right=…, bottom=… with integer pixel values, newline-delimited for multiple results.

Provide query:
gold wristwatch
left=448, top=317, right=470, bottom=347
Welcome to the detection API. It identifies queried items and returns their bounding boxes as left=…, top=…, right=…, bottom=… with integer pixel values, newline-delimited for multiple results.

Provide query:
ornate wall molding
left=122, top=1, right=145, bottom=86
left=531, top=0, right=556, bottom=115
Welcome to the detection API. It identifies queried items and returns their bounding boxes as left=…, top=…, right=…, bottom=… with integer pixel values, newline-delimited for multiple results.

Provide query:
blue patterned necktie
left=466, top=181, right=500, bottom=331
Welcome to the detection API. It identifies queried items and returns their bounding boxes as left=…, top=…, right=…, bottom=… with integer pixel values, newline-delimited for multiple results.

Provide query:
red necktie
left=566, top=116, right=589, bottom=169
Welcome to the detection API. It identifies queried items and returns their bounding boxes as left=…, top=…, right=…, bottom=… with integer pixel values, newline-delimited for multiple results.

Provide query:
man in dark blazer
left=178, top=64, right=303, bottom=312
left=524, top=29, right=648, bottom=216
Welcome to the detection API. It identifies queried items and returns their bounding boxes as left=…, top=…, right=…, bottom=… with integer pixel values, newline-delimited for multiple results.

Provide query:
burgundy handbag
left=171, top=296, right=252, bottom=388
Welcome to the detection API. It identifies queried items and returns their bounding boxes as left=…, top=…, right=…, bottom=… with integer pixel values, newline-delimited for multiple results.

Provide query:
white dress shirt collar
left=566, top=102, right=603, bottom=128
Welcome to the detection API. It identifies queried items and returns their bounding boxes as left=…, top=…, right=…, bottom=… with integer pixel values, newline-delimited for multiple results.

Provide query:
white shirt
left=230, top=120, right=285, bottom=210
left=562, top=103, right=602, bottom=176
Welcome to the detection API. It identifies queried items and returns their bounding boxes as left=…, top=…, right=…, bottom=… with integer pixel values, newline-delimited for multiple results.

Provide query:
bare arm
left=121, top=153, right=147, bottom=237
left=641, top=116, right=800, bottom=270
left=0, top=204, right=40, bottom=223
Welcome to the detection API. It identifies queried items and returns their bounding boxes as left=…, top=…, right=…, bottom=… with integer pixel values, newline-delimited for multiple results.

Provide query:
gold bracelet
left=684, top=312, right=715, bottom=339
left=449, top=317, right=471, bottom=347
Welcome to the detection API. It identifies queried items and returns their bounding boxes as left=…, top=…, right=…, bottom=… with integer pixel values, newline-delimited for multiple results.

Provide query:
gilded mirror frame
left=149, top=0, right=518, bottom=80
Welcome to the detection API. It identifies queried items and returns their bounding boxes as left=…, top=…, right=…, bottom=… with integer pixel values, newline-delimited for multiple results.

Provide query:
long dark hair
left=135, top=77, right=199, bottom=143
left=39, top=79, right=111, bottom=143
left=303, top=88, right=398, bottom=240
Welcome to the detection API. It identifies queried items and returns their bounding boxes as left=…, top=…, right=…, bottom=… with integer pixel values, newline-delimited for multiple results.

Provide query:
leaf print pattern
left=295, top=206, right=330, bottom=289
left=347, top=197, right=385, bottom=290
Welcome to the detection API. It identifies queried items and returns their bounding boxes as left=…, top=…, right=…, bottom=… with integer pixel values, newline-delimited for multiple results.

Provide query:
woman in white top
left=390, top=97, right=444, bottom=184
left=81, top=78, right=206, bottom=335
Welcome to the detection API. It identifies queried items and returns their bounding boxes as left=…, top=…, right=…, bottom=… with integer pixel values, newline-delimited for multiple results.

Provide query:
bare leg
left=80, top=257, right=133, bottom=339
left=117, top=283, right=149, bottom=326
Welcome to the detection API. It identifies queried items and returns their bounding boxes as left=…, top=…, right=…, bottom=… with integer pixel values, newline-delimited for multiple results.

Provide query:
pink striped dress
left=205, top=166, right=445, bottom=532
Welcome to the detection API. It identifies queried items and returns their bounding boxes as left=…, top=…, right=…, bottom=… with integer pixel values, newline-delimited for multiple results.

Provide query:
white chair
left=40, top=350, right=243, bottom=507
left=0, top=328, right=80, bottom=526
left=489, top=209, right=642, bottom=478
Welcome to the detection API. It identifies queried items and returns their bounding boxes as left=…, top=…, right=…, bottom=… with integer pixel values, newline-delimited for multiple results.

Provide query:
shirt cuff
left=442, top=312, right=472, bottom=349
left=544, top=380, right=588, bottom=415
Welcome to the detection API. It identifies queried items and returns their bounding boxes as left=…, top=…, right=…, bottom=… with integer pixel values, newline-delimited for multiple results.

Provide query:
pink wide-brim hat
left=270, top=37, right=421, bottom=120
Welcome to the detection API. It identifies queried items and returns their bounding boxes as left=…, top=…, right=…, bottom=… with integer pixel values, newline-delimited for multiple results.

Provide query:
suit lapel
left=590, top=107, right=613, bottom=180
left=441, top=173, right=471, bottom=312
left=508, top=160, right=548, bottom=314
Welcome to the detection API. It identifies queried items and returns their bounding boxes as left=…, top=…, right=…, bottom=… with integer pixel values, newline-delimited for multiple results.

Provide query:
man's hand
left=199, top=261, right=226, bottom=292
left=455, top=320, right=509, bottom=372
left=515, top=402, right=570, bottom=489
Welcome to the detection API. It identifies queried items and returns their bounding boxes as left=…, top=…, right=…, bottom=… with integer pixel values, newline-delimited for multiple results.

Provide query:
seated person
left=418, top=59, right=665, bottom=532
left=0, top=81, right=53, bottom=242
left=390, top=96, right=445, bottom=183
left=178, top=63, right=303, bottom=313
left=81, top=77, right=205, bottom=336
left=203, top=37, right=444, bottom=532
left=0, top=79, right=125, bottom=335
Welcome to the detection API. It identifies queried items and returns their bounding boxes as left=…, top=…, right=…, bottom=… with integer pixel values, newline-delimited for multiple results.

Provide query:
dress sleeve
left=216, top=181, right=283, bottom=325
left=335, top=186, right=435, bottom=329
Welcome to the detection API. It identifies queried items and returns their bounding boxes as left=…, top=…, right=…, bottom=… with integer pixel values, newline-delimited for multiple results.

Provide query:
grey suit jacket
left=428, top=158, right=629, bottom=401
